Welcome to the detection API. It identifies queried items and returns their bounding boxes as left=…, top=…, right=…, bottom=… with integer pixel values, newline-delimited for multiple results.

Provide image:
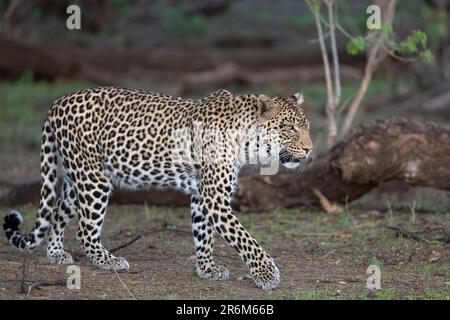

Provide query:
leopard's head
left=257, top=92, right=313, bottom=168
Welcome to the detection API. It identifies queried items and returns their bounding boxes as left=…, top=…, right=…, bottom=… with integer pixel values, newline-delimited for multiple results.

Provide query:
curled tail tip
left=4, top=210, right=23, bottom=230
left=4, top=210, right=28, bottom=250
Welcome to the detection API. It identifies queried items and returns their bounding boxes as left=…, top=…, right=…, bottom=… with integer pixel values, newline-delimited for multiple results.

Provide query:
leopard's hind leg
left=73, top=169, right=129, bottom=271
left=57, top=139, right=129, bottom=270
left=47, top=176, right=78, bottom=264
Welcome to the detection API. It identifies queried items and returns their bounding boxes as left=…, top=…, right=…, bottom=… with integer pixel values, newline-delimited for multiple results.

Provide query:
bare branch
left=339, top=59, right=376, bottom=138
left=311, top=3, right=337, bottom=148
left=339, top=0, right=398, bottom=138
left=327, top=0, right=342, bottom=116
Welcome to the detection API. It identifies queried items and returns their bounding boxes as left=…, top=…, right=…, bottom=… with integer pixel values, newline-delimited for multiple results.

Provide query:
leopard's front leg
left=197, top=165, right=280, bottom=290
left=191, top=195, right=230, bottom=281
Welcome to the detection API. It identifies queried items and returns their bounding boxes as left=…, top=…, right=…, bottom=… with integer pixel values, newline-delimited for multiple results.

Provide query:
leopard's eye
left=282, top=122, right=298, bottom=132
left=290, top=123, right=300, bottom=132
left=284, top=123, right=295, bottom=130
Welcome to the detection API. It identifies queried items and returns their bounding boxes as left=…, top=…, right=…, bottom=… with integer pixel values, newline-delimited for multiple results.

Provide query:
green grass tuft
left=0, top=72, right=91, bottom=145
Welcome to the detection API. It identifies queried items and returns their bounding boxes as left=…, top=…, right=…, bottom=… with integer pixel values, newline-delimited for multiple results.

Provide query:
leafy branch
left=306, top=0, right=434, bottom=147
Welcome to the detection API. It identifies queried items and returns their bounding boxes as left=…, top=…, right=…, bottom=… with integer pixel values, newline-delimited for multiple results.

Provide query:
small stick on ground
left=20, top=250, right=30, bottom=293
left=381, top=224, right=430, bottom=243
left=110, top=226, right=192, bottom=253
left=113, top=269, right=136, bottom=300
left=27, top=279, right=66, bottom=295
left=111, top=235, right=142, bottom=253
left=1, top=251, right=66, bottom=294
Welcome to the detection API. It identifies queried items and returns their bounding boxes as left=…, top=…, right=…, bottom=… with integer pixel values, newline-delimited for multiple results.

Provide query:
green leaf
left=412, top=30, right=427, bottom=47
left=381, top=23, right=393, bottom=37
left=369, top=257, right=381, bottom=266
left=406, top=39, right=417, bottom=53
left=419, top=50, right=435, bottom=64
left=346, top=36, right=365, bottom=55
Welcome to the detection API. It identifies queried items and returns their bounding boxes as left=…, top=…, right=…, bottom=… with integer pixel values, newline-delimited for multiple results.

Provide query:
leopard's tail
left=3, top=120, right=59, bottom=251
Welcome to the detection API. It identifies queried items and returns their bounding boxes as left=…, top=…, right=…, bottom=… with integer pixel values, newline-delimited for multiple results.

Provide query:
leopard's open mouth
left=279, top=150, right=303, bottom=163
left=279, top=149, right=312, bottom=169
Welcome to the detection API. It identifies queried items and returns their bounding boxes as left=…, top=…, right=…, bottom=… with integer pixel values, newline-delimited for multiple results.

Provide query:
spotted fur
left=3, top=87, right=312, bottom=290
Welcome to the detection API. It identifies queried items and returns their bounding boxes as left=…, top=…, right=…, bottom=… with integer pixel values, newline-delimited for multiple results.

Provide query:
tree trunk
left=1, top=118, right=450, bottom=211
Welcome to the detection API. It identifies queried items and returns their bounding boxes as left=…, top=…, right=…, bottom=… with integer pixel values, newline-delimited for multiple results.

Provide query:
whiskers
left=278, top=150, right=292, bottom=164
left=299, top=150, right=314, bottom=174
left=289, top=150, right=314, bottom=176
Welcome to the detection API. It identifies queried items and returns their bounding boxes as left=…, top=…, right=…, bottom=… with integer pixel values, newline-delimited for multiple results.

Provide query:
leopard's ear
left=293, top=92, right=304, bottom=105
left=258, top=95, right=279, bottom=121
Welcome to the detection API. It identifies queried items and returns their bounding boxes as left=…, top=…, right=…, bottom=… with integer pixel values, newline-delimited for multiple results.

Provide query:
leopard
left=3, top=86, right=313, bottom=290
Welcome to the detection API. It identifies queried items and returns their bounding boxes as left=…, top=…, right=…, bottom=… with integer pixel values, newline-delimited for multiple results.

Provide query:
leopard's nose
left=302, top=147, right=312, bottom=155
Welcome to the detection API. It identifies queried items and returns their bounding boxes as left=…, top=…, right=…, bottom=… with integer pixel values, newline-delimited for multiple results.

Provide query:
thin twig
left=20, top=250, right=30, bottom=293
left=310, top=2, right=337, bottom=148
left=336, top=22, right=355, bottom=40
left=327, top=0, right=341, bottom=107
left=110, top=226, right=192, bottom=253
left=339, top=0, right=398, bottom=138
left=307, top=31, right=330, bottom=44
left=0, top=278, right=37, bottom=283
left=1, top=273, right=65, bottom=295
left=379, top=41, right=418, bottom=62
left=113, top=269, right=136, bottom=300
left=381, top=224, right=430, bottom=243
left=27, top=279, right=66, bottom=295
left=110, top=236, right=142, bottom=253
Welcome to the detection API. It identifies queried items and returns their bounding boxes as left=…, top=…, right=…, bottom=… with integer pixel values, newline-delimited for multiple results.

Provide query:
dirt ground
left=0, top=204, right=448, bottom=300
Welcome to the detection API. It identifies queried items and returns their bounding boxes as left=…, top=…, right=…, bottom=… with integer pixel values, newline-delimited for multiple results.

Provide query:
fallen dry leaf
left=336, top=231, right=353, bottom=239
left=428, top=250, right=441, bottom=263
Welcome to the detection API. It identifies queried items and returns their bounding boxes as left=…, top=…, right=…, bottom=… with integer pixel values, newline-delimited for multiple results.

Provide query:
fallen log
left=1, top=118, right=449, bottom=212
left=0, top=35, right=366, bottom=84
left=177, top=62, right=363, bottom=95
left=235, top=118, right=450, bottom=211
